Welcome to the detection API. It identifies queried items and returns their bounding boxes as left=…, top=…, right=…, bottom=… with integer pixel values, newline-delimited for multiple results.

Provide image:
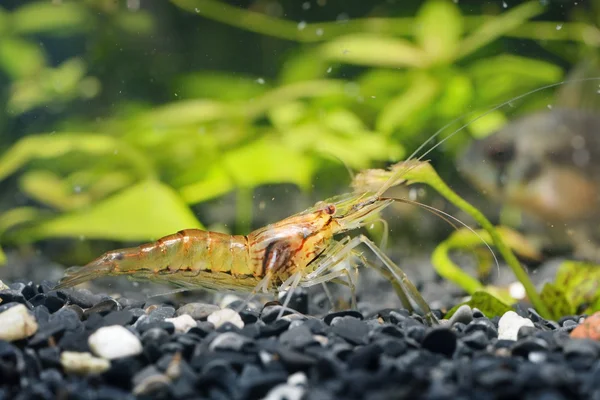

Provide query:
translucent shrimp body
left=55, top=191, right=436, bottom=324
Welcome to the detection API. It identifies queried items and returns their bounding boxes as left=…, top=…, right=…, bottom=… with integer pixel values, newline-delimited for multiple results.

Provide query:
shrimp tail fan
left=54, top=262, right=111, bottom=289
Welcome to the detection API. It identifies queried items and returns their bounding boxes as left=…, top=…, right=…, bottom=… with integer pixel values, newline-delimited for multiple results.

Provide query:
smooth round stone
left=461, top=330, right=489, bottom=350
left=330, top=316, right=369, bottom=345
left=88, top=325, right=143, bottom=359
left=447, top=305, right=473, bottom=326
left=464, top=318, right=498, bottom=340
left=511, top=337, right=549, bottom=358
left=0, top=304, right=38, bottom=341
left=83, top=299, right=121, bottom=318
left=176, top=303, right=220, bottom=320
left=103, top=310, right=135, bottom=326
left=58, top=288, right=101, bottom=309
left=324, top=311, right=363, bottom=326
left=279, top=325, right=315, bottom=349
left=208, top=308, right=244, bottom=329
left=421, top=328, right=457, bottom=357
left=209, top=332, right=253, bottom=352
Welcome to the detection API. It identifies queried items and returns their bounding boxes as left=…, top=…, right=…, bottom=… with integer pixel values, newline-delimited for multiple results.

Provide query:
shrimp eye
left=486, top=142, right=515, bottom=165
left=324, top=204, right=336, bottom=215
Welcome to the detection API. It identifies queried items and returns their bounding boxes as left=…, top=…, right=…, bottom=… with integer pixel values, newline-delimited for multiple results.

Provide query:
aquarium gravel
left=0, top=279, right=598, bottom=400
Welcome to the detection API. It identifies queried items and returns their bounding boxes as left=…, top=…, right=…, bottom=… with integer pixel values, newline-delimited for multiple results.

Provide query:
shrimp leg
left=308, top=235, right=437, bottom=325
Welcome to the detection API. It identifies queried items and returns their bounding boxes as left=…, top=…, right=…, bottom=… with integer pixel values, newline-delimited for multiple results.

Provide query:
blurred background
left=0, top=0, right=598, bottom=301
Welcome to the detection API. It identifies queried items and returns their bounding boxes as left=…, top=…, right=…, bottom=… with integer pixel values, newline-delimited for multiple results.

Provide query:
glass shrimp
left=55, top=190, right=438, bottom=325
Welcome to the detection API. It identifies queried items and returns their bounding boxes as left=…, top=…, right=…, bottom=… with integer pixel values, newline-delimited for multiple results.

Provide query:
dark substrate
left=0, top=279, right=598, bottom=400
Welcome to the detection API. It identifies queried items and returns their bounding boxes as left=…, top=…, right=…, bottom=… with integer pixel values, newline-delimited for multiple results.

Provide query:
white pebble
left=0, top=304, right=38, bottom=341
left=61, top=351, right=110, bottom=375
left=165, top=314, right=196, bottom=333
left=207, top=308, right=244, bottom=329
left=263, top=385, right=304, bottom=400
left=498, top=311, right=534, bottom=341
left=88, top=325, right=143, bottom=359
left=0, top=280, right=8, bottom=291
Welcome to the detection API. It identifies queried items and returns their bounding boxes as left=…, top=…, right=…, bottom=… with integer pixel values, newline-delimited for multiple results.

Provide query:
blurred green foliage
left=0, top=0, right=598, bottom=264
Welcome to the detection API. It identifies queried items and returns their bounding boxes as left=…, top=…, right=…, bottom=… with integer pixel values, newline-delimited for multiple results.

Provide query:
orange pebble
left=570, top=312, right=600, bottom=340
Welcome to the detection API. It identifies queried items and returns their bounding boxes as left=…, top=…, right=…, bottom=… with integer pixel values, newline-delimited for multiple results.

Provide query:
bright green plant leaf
left=19, top=170, right=91, bottom=211
left=282, top=123, right=404, bottom=170
left=540, top=282, right=575, bottom=321
left=319, top=34, right=427, bottom=68
left=223, top=139, right=314, bottom=190
left=415, top=0, right=463, bottom=64
left=0, top=38, right=46, bottom=79
left=323, top=108, right=367, bottom=133
left=0, top=207, right=51, bottom=237
left=11, top=2, right=90, bottom=35
left=14, top=180, right=203, bottom=243
left=0, top=133, right=153, bottom=182
left=554, top=261, right=600, bottom=314
left=134, top=100, right=234, bottom=128
left=0, top=247, right=5, bottom=266
left=466, top=110, right=508, bottom=139
left=174, top=71, right=267, bottom=101
left=458, top=2, right=544, bottom=58
left=436, top=73, right=473, bottom=117
left=376, top=73, right=439, bottom=135
left=179, top=166, right=235, bottom=204
left=445, top=290, right=513, bottom=319
left=268, top=102, right=308, bottom=131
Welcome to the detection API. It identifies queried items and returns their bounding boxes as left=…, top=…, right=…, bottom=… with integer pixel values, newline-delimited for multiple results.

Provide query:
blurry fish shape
left=458, top=59, right=600, bottom=261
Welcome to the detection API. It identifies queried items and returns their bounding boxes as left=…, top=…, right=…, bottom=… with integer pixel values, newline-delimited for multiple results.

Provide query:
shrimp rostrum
left=55, top=179, right=437, bottom=325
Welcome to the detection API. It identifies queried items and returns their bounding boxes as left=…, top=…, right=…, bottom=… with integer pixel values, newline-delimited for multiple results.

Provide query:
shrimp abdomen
left=54, top=229, right=254, bottom=289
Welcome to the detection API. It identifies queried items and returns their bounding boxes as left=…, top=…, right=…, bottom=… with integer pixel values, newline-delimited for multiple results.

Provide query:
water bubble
left=336, top=13, right=349, bottom=23
left=502, top=1, right=507, bottom=8
left=194, top=7, right=199, bottom=13
left=316, top=28, right=324, bottom=36
left=302, top=2, right=310, bottom=10
left=256, top=78, right=265, bottom=84
left=73, top=186, right=82, bottom=194
left=547, top=104, right=553, bottom=110
left=327, top=66, right=332, bottom=73
left=556, top=23, right=563, bottom=30
left=297, top=21, right=307, bottom=30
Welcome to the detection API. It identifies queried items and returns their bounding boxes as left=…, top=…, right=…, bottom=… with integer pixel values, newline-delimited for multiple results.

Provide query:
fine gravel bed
left=0, top=279, right=598, bottom=400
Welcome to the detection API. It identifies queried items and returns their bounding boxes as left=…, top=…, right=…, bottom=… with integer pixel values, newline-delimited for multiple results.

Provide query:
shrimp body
left=55, top=191, right=435, bottom=324
left=55, top=203, right=339, bottom=293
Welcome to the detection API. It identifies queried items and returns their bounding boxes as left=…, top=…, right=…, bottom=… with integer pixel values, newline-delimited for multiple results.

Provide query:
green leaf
left=0, top=38, right=46, bottom=79
left=134, top=100, right=233, bottom=128
left=223, top=139, right=314, bottom=190
left=19, top=170, right=90, bottom=211
left=554, top=261, right=600, bottom=314
left=319, top=34, right=427, bottom=68
left=540, top=282, right=575, bottom=321
left=11, top=2, right=90, bottom=35
left=445, top=290, right=512, bottom=319
left=415, top=0, right=463, bottom=64
left=0, top=246, right=5, bottom=266
left=0, top=133, right=153, bottom=183
left=458, top=1, right=544, bottom=59
left=376, top=73, right=439, bottom=134
left=179, top=166, right=235, bottom=204
left=268, top=102, right=309, bottom=131
left=16, top=180, right=203, bottom=242
left=174, top=71, right=267, bottom=101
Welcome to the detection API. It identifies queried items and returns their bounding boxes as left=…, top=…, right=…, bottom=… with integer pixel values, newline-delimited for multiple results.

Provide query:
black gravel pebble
left=2, top=280, right=600, bottom=400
